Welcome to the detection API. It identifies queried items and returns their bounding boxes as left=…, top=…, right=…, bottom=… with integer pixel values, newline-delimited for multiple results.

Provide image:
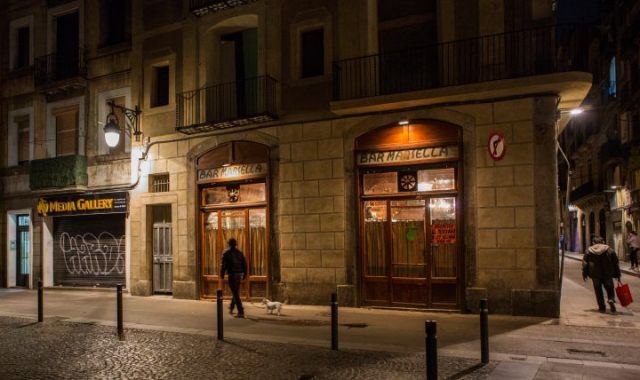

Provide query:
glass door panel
left=429, top=197, right=457, bottom=278
left=390, top=200, right=426, bottom=278
left=363, top=201, right=387, bottom=276
left=249, top=208, right=267, bottom=276
left=203, top=212, right=219, bottom=276
left=221, top=210, right=246, bottom=251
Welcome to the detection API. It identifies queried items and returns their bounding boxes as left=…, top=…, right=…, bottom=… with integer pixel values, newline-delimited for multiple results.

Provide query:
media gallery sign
left=37, top=192, right=129, bottom=217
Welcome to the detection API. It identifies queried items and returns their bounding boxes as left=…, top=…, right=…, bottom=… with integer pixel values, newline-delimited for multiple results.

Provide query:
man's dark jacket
left=582, top=243, right=621, bottom=280
left=220, top=247, right=247, bottom=278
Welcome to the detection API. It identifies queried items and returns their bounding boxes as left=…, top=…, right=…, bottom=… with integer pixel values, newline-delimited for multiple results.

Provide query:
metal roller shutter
left=53, top=214, right=125, bottom=287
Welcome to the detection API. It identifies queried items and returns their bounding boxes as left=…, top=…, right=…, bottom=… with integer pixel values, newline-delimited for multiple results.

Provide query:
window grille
left=150, top=174, right=170, bottom=193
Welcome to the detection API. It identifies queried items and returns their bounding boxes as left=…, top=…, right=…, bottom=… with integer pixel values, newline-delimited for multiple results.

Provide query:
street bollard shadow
left=445, top=362, right=487, bottom=380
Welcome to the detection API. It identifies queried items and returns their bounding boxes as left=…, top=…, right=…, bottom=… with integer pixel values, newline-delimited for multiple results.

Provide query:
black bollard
left=480, top=298, right=489, bottom=364
left=37, top=280, right=43, bottom=323
left=425, top=320, right=437, bottom=380
left=217, top=289, right=224, bottom=341
left=331, top=293, right=338, bottom=350
left=116, top=284, right=124, bottom=340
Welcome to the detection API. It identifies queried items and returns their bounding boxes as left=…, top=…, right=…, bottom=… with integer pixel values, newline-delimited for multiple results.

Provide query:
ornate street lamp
left=103, top=100, right=142, bottom=148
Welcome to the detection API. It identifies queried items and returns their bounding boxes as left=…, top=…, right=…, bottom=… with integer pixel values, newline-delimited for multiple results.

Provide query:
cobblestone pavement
left=0, top=316, right=494, bottom=380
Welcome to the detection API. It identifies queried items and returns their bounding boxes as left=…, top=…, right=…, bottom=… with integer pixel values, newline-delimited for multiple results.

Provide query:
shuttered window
left=54, top=105, right=79, bottom=156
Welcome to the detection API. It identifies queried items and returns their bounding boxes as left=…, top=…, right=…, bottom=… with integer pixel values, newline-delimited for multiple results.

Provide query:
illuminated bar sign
left=198, top=162, right=268, bottom=183
left=37, top=192, right=128, bottom=217
left=357, top=146, right=458, bottom=166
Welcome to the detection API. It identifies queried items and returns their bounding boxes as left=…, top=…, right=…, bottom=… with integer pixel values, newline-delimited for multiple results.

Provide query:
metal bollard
left=217, top=289, right=224, bottom=341
left=117, top=284, right=124, bottom=340
left=480, top=298, right=489, bottom=364
left=331, top=293, right=338, bottom=350
left=425, top=320, right=438, bottom=380
left=37, top=280, right=43, bottom=323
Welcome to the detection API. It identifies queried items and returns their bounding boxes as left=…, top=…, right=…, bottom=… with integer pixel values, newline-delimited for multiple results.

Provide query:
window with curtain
left=54, top=105, right=79, bottom=156
left=430, top=197, right=456, bottom=278
left=363, top=201, right=387, bottom=276
left=203, top=212, right=219, bottom=276
left=249, top=209, right=267, bottom=276
left=391, top=200, right=426, bottom=278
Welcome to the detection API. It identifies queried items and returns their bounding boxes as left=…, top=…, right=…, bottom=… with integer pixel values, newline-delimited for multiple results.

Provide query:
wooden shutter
left=54, top=105, right=79, bottom=156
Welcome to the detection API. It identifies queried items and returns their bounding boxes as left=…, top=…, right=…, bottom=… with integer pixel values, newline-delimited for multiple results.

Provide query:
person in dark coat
left=220, top=238, right=247, bottom=318
left=582, top=236, right=622, bottom=313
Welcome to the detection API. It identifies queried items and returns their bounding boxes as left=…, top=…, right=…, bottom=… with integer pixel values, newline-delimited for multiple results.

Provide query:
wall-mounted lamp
left=104, top=100, right=142, bottom=148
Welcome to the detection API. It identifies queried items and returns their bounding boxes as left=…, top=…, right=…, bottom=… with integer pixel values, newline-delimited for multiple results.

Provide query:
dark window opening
left=103, top=0, right=130, bottom=46
left=301, top=28, right=324, bottom=78
left=152, top=66, right=170, bottom=107
left=16, top=26, right=30, bottom=69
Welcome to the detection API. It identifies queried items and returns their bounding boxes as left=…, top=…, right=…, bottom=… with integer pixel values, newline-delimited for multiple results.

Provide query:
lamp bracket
left=107, top=100, right=142, bottom=141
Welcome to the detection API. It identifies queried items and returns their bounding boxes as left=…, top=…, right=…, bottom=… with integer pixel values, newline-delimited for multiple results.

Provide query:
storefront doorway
left=198, top=142, right=270, bottom=300
left=356, top=121, right=462, bottom=309
left=15, top=215, right=30, bottom=287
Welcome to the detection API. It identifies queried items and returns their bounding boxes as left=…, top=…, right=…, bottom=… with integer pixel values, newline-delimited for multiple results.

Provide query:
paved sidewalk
left=0, top=315, right=494, bottom=380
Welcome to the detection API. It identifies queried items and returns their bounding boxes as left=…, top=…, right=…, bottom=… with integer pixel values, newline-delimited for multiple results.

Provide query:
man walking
left=220, top=238, right=247, bottom=318
left=582, top=236, right=622, bottom=313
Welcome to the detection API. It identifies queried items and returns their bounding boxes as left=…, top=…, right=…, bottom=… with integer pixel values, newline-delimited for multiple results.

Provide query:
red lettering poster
left=431, top=223, right=456, bottom=244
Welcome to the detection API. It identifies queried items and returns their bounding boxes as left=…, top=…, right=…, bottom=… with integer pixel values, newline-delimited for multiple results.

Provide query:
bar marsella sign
left=357, top=146, right=458, bottom=166
left=197, top=162, right=267, bottom=183
left=37, top=192, right=129, bottom=217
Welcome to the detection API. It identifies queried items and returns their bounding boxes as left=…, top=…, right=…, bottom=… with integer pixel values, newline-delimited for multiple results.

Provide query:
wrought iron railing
left=333, top=25, right=591, bottom=101
left=189, top=0, right=258, bottom=16
left=570, top=181, right=597, bottom=203
left=34, top=48, right=87, bottom=86
left=176, top=75, right=277, bottom=134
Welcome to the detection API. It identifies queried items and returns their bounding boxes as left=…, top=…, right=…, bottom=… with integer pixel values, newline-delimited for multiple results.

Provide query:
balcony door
left=210, top=28, right=258, bottom=121
left=55, top=11, right=79, bottom=79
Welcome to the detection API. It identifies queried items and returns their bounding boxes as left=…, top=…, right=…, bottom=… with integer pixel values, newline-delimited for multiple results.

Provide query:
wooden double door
left=360, top=196, right=460, bottom=308
left=200, top=206, right=268, bottom=300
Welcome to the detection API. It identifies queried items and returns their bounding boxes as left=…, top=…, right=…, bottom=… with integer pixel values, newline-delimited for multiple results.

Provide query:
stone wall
left=277, top=120, right=346, bottom=303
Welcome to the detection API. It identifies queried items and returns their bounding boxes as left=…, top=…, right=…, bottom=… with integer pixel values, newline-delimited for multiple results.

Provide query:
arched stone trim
left=339, top=108, right=477, bottom=306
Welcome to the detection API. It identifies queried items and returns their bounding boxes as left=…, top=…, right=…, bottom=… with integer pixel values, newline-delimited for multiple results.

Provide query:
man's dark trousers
left=228, top=273, right=244, bottom=315
left=592, top=277, right=615, bottom=310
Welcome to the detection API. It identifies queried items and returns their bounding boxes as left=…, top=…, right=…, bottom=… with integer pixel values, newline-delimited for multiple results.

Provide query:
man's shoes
left=608, top=299, right=617, bottom=313
left=228, top=308, right=234, bottom=315
left=236, top=313, right=245, bottom=318
left=598, top=308, right=606, bottom=313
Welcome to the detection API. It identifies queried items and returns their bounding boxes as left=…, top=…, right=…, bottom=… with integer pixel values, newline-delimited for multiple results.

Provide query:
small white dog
left=262, top=298, right=285, bottom=316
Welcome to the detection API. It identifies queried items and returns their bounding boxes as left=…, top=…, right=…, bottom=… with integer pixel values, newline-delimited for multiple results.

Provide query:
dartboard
left=399, top=173, right=417, bottom=191
left=227, top=186, right=240, bottom=202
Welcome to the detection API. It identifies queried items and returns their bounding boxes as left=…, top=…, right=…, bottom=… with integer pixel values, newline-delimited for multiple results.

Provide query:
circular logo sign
left=487, top=132, right=506, bottom=161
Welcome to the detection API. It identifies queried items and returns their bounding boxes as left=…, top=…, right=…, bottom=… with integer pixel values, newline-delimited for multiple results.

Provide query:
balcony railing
left=176, top=75, right=277, bottom=135
left=189, top=0, right=258, bottom=16
left=570, top=181, right=597, bottom=203
left=34, top=48, right=87, bottom=86
left=333, top=25, right=590, bottom=101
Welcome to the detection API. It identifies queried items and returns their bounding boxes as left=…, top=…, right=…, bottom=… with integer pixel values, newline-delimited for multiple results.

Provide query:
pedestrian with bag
left=220, top=238, right=247, bottom=318
left=627, top=230, right=639, bottom=270
left=582, top=236, right=622, bottom=313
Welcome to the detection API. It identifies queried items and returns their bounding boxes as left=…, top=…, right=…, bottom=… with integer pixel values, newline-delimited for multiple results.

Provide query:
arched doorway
left=599, top=209, right=607, bottom=241
left=355, top=120, right=462, bottom=309
left=197, top=141, right=270, bottom=300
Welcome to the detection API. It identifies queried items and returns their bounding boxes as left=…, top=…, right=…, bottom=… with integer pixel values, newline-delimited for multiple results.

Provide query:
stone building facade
left=1, top=0, right=591, bottom=317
